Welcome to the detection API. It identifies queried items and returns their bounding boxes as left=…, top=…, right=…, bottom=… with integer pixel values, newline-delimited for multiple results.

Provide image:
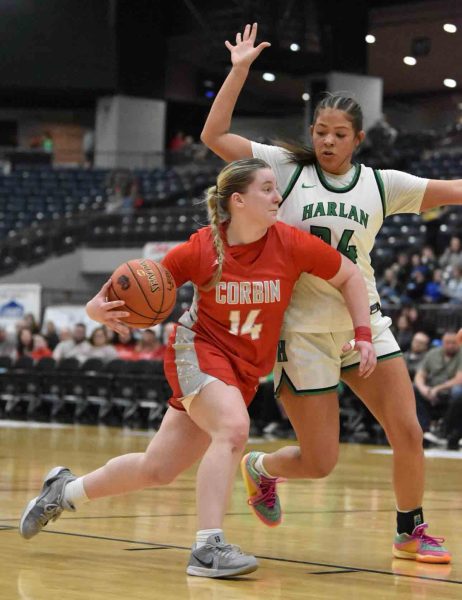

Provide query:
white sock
left=254, top=453, right=275, bottom=478
left=63, top=477, right=89, bottom=509
left=195, top=528, right=224, bottom=548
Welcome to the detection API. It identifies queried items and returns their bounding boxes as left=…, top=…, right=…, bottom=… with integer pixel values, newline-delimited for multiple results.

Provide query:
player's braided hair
left=202, top=158, right=270, bottom=291
left=275, top=92, right=364, bottom=166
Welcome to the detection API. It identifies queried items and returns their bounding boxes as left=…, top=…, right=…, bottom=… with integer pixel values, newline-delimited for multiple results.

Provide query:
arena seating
left=0, top=356, right=170, bottom=428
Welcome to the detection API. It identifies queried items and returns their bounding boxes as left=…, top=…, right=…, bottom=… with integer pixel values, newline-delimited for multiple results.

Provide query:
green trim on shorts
left=340, top=350, right=403, bottom=372
left=276, top=369, right=340, bottom=397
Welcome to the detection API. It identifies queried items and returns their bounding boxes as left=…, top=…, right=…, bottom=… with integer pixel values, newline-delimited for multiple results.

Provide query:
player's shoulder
left=190, top=226, right=212, bottom=243
left=272, top=221, right=311, bottom=244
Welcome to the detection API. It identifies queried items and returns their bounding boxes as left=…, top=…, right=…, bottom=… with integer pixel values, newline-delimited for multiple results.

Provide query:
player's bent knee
left=388, top=421, right=423, bottom=450
left=306, top=457, right=338, bottom=479
left=214, top=421, right=249, bottom=452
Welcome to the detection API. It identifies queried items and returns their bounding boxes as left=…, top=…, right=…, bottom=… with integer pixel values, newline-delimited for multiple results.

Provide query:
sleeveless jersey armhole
left=373, top=169, right=386, bottom=220
left=280, top=164, right=303, bottom=206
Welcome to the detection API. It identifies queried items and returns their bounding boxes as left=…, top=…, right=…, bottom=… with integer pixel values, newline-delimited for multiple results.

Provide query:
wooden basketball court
left=0, top=421, right=460, bottom=599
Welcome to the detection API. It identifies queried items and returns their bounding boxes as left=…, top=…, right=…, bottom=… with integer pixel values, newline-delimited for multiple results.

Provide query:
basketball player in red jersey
left=19, top=159, right=376, bottom=579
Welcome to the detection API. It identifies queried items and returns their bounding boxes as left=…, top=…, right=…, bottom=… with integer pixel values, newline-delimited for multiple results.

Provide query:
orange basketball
left=107, top=258, right=176, bottom=329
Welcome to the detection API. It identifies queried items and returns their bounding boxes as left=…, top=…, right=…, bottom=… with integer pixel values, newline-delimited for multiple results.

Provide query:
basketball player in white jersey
left=200, top=23, right=458, bottom=563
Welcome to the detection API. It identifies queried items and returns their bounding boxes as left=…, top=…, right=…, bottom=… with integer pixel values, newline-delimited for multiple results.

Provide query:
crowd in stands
left=377, top=235, right=462, bottom=310
left=0, top=316, right=169, bottom=365
left=2, top=116, right=462, bottom=447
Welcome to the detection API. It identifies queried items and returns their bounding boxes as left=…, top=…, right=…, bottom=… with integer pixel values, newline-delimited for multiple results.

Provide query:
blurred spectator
left=442, top=265, right=462, bottom=304
left=31, top=334, right=52, bottom=360
left=43, top=321, right=60, bottom=351
left=113, top=330, right=138, bottom=360
left=53, top=323, right=92, bottom=363
left=414, top=331, right=462, bottom=441
left=87, top=327, right=119, bottom=362
left=16, top=327, right=34, bottom=358
left=41, top=131, right=54, bottom=154
left=421, top=206, right=448, bottom=251
left=403, top=332, right=430, bottom=380
left=103, top=325, right=116, bottom=345
left=0, top=325, right=16, bottom=359
left=24, top=313, right=40, bottom=334
left=401, top=303, right=436, bottom=340
left=58, top=327, right=72, bottom=342
left=393, top=314, right=413, bottom=352
left=423, top=269, right=447, bottom=303
left=168, top=130, right=186, bottom=151
left=135, top=329, right=165, bottom=361
left=421, top=245, right=437, bottom=272
left=105, top=168, right=138, bottom=214
left=405, top=270, right=427, bottom=302
left=369, top=113, right=398, bottom=146
left=82, top=128, right=95, bottom=167
left=392, top=252, right=411, bottom=294
left=438, top=236, right=462, bottom=274
left=377, top=268, right=400, bottom=304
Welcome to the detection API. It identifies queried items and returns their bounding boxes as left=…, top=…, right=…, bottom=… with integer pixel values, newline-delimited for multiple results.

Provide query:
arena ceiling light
left=403, top=56, right=417, bottom=66
left=444, top=78, right=457, bottom=88
left=365, top=34, right=376, bottom=44
left=262, top=72, right=276, bottom=82
left=443, top=23, right=457, bottom=33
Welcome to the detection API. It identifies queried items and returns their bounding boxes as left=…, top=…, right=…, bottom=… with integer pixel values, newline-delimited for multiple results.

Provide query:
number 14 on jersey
left=229, top=310, right=262, bottom=340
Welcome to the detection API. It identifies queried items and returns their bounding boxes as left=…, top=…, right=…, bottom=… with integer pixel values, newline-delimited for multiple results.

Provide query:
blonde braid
left=200, top=158, right=271, bottom=291
left=201, top=185, right=226, bottom=291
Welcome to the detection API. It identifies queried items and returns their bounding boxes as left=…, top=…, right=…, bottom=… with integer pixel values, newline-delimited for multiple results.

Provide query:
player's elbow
left=200, top=127, right=213, bottom=147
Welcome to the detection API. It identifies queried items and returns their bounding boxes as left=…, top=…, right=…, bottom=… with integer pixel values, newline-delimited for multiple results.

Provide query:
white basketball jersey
left=252, top=142, right=428, bottom=332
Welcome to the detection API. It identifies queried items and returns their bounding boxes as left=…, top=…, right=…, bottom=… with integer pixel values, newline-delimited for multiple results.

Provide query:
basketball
left=107, top=258, right=176, bottom=328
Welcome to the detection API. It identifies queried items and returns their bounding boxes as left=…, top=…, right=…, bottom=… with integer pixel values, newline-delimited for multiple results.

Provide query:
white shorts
left=274, top=311, right=402, bottom=396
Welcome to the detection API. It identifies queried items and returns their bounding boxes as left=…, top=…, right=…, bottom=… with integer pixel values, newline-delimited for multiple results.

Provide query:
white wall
left=95, top=95, right=166, bottom=169
left=231, top=115, right=305, bottom=142
left=327, top=72, right=383, bottom=132
left=0, top=251, right=88, bottom=290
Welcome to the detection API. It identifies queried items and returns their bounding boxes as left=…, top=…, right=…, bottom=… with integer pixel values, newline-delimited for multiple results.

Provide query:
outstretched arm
left=420, top=178, right=462, bottom=211
left=200, top=23, right=271, bottom=161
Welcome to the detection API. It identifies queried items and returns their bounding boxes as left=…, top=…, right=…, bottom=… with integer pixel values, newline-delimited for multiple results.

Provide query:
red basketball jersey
left=162, top=221, right=341, bottom=403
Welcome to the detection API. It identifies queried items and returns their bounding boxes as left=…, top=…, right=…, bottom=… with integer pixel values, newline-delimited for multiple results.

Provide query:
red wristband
left=354, top=326, right=372, bottom=344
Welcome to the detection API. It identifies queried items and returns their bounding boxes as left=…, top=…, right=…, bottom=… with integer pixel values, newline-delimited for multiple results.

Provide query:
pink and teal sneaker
left=393, top=523, right=451, bottom=563
left=240, top=451, right=282, bottom=527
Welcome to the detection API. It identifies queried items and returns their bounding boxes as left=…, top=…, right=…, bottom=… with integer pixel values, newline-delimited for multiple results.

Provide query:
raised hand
left=225, top=23, right=271, bottom=69
left=86, top=279, right=130, bottom=335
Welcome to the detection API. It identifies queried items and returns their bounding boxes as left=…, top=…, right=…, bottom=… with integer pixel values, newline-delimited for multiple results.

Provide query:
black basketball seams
left=126, top=261, right=160, bottom=315
left=110, top=277, right=157, bottom=321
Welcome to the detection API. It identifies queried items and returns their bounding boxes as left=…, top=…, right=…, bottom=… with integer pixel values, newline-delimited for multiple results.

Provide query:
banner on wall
left=0, top=284, right=41, bottom=332
left=142, top=241, right=180, bottom=262
left=41, top=305, right=98, bottom=335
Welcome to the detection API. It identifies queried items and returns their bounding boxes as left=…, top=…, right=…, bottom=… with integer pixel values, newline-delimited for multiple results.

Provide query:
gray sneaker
left=186, top=533, right=258, bottom=578
left=19, top=466, right=76, bottom=540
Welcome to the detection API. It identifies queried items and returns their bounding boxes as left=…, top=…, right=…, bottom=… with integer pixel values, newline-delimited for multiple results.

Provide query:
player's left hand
left=341, top=339, right=377, bottom=378
left=86, top=279, right=131, bottom=335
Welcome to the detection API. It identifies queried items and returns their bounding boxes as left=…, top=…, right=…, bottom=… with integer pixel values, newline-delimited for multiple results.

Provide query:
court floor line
left=1, top=505, right=461, bottom=523
left=4, top=526, right=461, bottom=586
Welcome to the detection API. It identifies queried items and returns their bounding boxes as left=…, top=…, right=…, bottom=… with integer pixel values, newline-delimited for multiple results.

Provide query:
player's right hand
left=225, top=23, right=271, bottom=69
left=85, top=279, right=130, bottom=335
